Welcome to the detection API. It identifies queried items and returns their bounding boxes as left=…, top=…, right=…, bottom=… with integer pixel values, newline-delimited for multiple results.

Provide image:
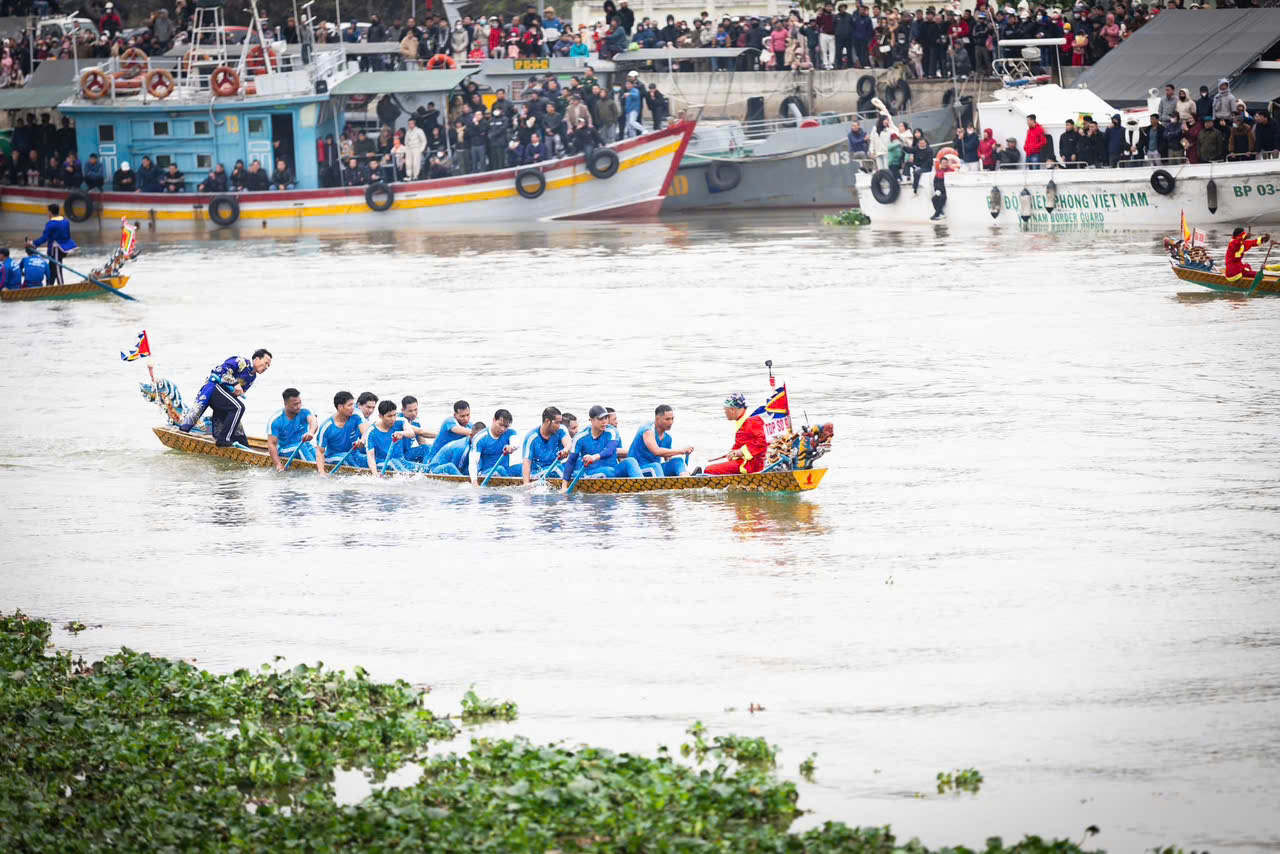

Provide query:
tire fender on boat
left=1150, top=169, right=1175, bottom=195
left=1045, top=179, right=1058, bottom=214
left=779, top=95, right=808, bottom=119
left=856, top=74, right=877, bottom=98
left=1206, top=178, right=1218, bottom=214
left=207, top=195, right=240, bottom=226
left=705, top=160, right=742, bottom=193
left=988, top=186, right=1002, bottom=219
left=364, top=182, right=395, bottom=212
left=1019, top=187, right=1032, bottom=222
left=869, top=169, right=899, bottom=205
left=515, top=169, right=546, bottom=199
left=64, top=190, right=94, bottom=223
left=586, top=148, right=620, bottom=179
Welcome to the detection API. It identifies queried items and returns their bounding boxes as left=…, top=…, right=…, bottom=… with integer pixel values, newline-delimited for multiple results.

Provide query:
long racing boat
left=1, top=275, right=129, bottom=301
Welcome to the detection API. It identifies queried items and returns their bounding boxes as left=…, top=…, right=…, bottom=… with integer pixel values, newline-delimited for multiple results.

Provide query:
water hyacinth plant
left=1, top=611, right=1110, bottom=852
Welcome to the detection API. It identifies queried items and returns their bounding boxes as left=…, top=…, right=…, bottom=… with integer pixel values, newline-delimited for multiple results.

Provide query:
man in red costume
left=702, top=392, right=769, bottom=476
left=1224, top=227, right=1271, bottom=281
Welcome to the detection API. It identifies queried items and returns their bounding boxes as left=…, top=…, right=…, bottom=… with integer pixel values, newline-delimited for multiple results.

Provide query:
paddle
left=1246, top=238, right=1275, bottom=297
left=29, top=249, right=137, bottom=301
left=282, top=441, right=312, bottom=471
left=481, top=456, right=507, bottom=487
left=564, top=458, right=589, bottom=494
left=325, top=446, right=357, bottom=476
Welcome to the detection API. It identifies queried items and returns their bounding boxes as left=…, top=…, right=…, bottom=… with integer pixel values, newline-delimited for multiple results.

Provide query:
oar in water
left=564, top=459, right=589, bottom=495
left=481, top=456, right=507, bottom=487
left=282, top=441, right=312, bottom=471
left=325, top=446, right=357, bottom=476
left=1246, top=239, right=1275, bottom=297
left=30, top=250, right=137, bottom=301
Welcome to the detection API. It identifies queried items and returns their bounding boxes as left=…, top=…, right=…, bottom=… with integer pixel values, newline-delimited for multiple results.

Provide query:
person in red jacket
left=1224, top=227, right=1270, bottom=281
left=703, top=392, right=769, bottom=476
left=1024, top=113, right=1048, bottom=169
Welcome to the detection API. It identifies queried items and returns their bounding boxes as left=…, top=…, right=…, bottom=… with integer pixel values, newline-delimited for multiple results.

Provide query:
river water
left=2, top=215, right=1278, bottom=852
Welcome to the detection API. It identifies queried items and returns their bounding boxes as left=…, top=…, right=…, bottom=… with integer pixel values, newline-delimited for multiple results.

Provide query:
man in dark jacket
left=270, top=159, right=295, bottom=188
left=834, top=4, right=854, bottom=69
left=198, top=165, right=229, bottom=192
left=852, top=6, right=875, bottom=68
left=137, top=156, right=163, bottom=192
left=1197, top=120, right=1226, bottom=163
left=1135, top=114, right=1166, bottom=162
left=1058, top=119, right=1083, bottom=166
left=1104, top=114, right=1129, bottom=166
left=847, top=120, right=869, bottom=157
left=112, top=161, right=137, bottom=191
left=245, top=159, right=271, bottom=190
left=1253, top=112, right=1277, bottom=155
left=644, top=83, right=668, bottom=129
left=617, top=0, right=635, bottom=33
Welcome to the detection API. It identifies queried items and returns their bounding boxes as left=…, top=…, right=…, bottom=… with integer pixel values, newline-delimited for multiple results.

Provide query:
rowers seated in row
left=267, top=387, right=318, bottom=470
left=362, top=400, right=422, bottom=475
left=627, top=404, right=694, bottom=478
left=423, top=400, right=476, bottom=464
left=520, top=406, right=573, bottom=484
left=396, top=395, right=439, bottom=464
left=561, top=405, right=645, bottom=488
left=425, top=420, right=488, bottom=476
left=0, top=247, right=51, bottom=289
left=315, top=391, right=366, bottom=475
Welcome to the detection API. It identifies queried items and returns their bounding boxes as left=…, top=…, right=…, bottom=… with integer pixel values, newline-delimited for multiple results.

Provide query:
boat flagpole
left=765, top=359, right=775, bottom=388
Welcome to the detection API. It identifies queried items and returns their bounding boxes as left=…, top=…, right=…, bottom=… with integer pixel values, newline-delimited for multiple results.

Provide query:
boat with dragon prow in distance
left=0, top=275, right=130, bottom=301
left=150, top=426, right=829, bottom=494
left=1163, top=222, right=1279, bottom=296
left=1, top=216, right=140, bottom=302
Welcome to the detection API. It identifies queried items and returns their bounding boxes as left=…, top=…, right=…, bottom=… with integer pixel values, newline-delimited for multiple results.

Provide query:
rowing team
left=267, top=389, right=697, bottom=486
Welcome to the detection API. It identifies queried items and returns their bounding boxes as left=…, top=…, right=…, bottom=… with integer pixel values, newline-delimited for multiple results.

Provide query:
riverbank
left=0, top=611, right=1108, bottom=852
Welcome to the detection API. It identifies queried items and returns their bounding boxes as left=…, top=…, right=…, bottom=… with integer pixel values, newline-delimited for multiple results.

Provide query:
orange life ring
left=426, top=54, right=457, bottom=70
left=934, top=146, right=960, bottom=172
left=80, top=68, right=111, bottom=99
left=184, top=51, right=216, bottom=74
left=145, top=68, right=176, bottom=99
left=246, top=44, right=277, bottom=75
left=120, top=47, right=149, bottom=75
left=210, top=65, right=240, bottom=97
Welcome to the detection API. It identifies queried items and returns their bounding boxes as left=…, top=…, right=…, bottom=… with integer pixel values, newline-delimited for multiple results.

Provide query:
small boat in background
left=1, top=275, right=130, bottom=302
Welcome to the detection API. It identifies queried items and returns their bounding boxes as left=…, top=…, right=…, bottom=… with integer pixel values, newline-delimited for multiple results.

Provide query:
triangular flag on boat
left=121, top=330, right=151, bottom=362
left=751, top=384, right=792, bottom=442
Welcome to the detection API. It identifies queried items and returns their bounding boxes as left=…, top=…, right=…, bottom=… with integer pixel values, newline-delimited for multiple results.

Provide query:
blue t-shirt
left=268, top=408, right=312, bottom=449
left=426, top=416, right=465, bottom=459
left=318, top=412, right=363, bottom=456
left=627, top=421, right=672, bottom=468
left=471, top=427, right=518, bottom=472
left=432, top=435, right=471, bottom=473
left=521, top=426, right=568, bottom=468
left=0, top=258, right=22, bottom=289
left=19, top=255, right=49, bottom=285
left=564, top=428, right=620, bottom=479
left=395, top=418, right=422, bottom=457
left=365, top=422, right=404, bottom=463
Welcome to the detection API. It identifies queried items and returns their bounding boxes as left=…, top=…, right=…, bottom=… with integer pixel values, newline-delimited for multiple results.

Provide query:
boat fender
left=1150, top=169, right=1175, bottom=196
left=145, top=68, right=176, bottom=99
left=210, top=65, right=240, bottom=97
left=1206, top=178, right=1218, bottom=214
left=988, top=186, right=1002, bottom=219
left=885, top=80, right=912, bottom=112
left=207, top=195, right=240, bottom=227
left=364, top=182, right=395, bottom=212
left=942, top=87, right=957, bottom=107
left=869, top=169, right=900, bottom=205
left=586, top=148, right=620, bottom=179
left=80, top=68, right=111, bottom=100
left=515, top=169, right=546, bottom=199
left=1019, top=187, right=1032, bottom=222
left=856, top=74, right=877, bottom=99
left=1045, top=179, right=1058, bottom=214
left=64, top=190, right=94, bottom=223
left=779, top=95, right=808, bottom=120
left=705, top=160, right=742, bottom=193
left=856, top=94, right=876, bottom=115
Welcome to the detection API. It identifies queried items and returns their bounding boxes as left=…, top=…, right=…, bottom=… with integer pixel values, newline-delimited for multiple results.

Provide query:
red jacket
left=1025, top=123, right=1047, bottom=157
left=730, top=413, right=769, bottom=474
left=1225, top=235, right=1263, bottom=281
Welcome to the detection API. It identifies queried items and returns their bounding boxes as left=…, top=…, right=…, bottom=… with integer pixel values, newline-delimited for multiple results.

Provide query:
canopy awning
left=1231, top=69, right=1280, bottom=107
left=614, top=48, right=750, bottom=61
left=0, top=85, right=76, bottom=110
left=329, top=69, right=473, bottom=96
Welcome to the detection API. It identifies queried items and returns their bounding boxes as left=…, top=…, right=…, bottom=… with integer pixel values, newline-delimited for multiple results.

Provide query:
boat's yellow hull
left=153, top=427, right=827, bottom=494
left=0, top=275, right=129, bottom=302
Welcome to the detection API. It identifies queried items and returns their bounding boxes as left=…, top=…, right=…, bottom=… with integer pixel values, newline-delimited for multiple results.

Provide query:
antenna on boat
left=765, top=359, right=775, bottom=388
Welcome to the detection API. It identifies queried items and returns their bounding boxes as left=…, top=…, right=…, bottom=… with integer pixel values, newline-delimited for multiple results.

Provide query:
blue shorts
left=280, top=443, right=316, bottom=463
left=640, top=457, right=686, bottom=478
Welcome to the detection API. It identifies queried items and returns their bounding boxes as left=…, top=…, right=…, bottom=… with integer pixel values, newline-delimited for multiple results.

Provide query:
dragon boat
left=1, top=275, right=129, bottom=301
left=151, top=426, right=828, bottom=494
left=1163, top=236, right=1280, bottom=296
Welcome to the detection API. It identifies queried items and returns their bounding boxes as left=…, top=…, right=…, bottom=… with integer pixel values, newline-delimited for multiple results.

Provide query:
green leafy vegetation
left=937, top=767, right=985, bottom=794
left=800, top=752, right=818, bottom=780
left=460, top=685, right=519, bottom=722
left=1, top=611, right=1110, bottom=852
left=823, top=209, right=873, bottom=226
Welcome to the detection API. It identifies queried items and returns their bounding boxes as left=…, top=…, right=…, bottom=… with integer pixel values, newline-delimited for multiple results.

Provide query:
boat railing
left=992, top=155, right=1192, bottom=171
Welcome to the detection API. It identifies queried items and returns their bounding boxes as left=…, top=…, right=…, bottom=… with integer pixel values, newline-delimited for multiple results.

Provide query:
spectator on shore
left=1195, top=86, right=1214, bottom=121
left=997, top=137, right=1021, bottom=167
left=1228, top=119, right=1256, bottom=161
left=1255, top=112, right=1277, bottom=158
left=137, top=156, right=163, bottom=192
left=162, top=163, right=185, bottom=193
left=979, top=127, right=998, bottom=170
left=1136, top=114, right=1166, bottom=162
left=198, top=164, right=228, bottom=193
left=1175, top=88, right=1196, bottom=124
left=245, top=159, right=270, bottom=190
left=1157, top=84, right=1178, bottom=123
left=271, top=159, right=295, bottom=189
left=112, top=160, right=136, bottom=191
left=1198, top=119, right=1226, bottom=162
left=1181, top=118, right=1202, bottom=164
left=847, top=120, right=869, bottom=158
left=1023, top=114, right=1047, bottom=168
left=84, top=154, right=104, bottom=190
left=1212, top=79, right=1235, bottom=120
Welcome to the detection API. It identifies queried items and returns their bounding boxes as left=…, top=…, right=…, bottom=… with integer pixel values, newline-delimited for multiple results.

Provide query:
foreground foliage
left=1, top=611, right=1104, bottom=852
left=822, top=208, right=873, bottom=226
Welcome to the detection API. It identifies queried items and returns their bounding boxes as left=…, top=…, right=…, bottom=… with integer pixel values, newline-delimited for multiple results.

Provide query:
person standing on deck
left=316, top=391, right=366, bottom=475
left=629, top=404, right=694, bottom=478
left=700, top=392, right=768, bottom=476
left=179, top=349, right=272, bottom=448
left=521, top=406, right=572, bottom=483
left=267, top=387, right=318, bottom=470
left=28, top=203, right=77, bottom=285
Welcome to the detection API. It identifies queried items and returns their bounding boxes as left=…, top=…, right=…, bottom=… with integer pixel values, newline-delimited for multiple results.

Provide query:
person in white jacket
left=870, top=116, right=893, bottom=170
left=404, top=118, right=427, bottom=180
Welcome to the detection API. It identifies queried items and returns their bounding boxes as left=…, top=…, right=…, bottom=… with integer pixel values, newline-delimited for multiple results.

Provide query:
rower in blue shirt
left=363, top=400, right=416, bottom=476
left=178, top=349, right=272, bottom=446
left=520, top=405, right=572, bottom=483
left=266, top=387, right=318, bottom=470
left=396, top=395, right=438, bottom=463
left=468, top=409, right=519, bottom=485
left=18, top=248, right=50, bottom=288
left=629, top=404, right=694, bottom=477
left=562, top=405, right=644, bottom=488
left=316, top=390, right=366, bottom=474
left=0, top=249, right=22, bottom=289
left=428, top=422, right=486, bottom=475
left=425, top=399, right=474, bottom=461
left=29, top=203, right=77, bottom=285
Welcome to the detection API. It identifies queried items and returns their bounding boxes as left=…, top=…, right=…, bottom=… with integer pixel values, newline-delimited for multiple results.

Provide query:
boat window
left=248, top=118, right=265, bottom=134
left=98, top=124, right=114, bottom=143
left=156, top=155, right=171, bottom=168
left=153, top=121, right=170, bottom=137
left=194, top=120, right=210, bottom=135
left=196, top=154, right=212, bottom=169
